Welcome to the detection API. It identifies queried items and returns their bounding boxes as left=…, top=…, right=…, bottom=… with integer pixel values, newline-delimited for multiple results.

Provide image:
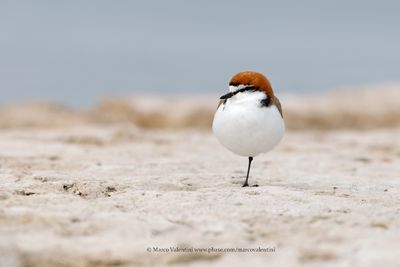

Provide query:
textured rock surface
left=1, top=125, right=399, bottom=267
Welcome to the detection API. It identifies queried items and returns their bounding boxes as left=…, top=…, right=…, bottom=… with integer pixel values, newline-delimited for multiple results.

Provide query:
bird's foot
left=242, top=183, right=258, bottom=188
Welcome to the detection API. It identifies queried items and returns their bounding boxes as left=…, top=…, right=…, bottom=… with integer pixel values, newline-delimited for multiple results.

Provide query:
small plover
left=212, top=71, right=285, bottom=187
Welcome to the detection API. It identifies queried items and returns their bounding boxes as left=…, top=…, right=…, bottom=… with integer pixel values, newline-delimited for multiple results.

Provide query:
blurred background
left=0, top=0, right=399, bottom=129
left=1, top=0, right=400, bottom=106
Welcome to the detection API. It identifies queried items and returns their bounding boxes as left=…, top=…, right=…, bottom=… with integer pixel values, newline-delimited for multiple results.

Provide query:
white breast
left=212, top=91, right=285, bottom=157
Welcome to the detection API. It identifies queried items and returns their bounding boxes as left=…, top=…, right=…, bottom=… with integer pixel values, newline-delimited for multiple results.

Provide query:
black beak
left=219, top=86, right=256, bottom=100
left=219, top=91, right=235, bottom=100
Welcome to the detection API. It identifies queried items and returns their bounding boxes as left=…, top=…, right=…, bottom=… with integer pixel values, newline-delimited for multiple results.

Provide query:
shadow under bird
left=212, top=71, right=285, bottom=187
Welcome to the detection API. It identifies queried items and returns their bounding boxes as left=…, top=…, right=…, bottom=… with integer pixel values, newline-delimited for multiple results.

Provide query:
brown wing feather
left=272, top=96, right=283, bottom=118
left=217, top=99, right=226, bottom=109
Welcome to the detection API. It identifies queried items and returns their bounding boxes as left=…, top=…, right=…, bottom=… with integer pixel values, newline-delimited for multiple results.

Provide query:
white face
left=229, top=84, right=250, bottom=93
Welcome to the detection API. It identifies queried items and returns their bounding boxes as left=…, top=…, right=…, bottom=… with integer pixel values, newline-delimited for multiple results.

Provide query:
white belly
left=212, top=91, right=285, bottom=157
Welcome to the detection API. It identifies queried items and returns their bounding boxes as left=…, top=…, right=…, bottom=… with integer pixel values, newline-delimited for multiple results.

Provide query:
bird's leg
left=242, top=157, right=253, bottom=187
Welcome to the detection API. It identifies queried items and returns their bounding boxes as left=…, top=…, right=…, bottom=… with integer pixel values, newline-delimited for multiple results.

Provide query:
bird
left=212, top=71, right=285, bottom=187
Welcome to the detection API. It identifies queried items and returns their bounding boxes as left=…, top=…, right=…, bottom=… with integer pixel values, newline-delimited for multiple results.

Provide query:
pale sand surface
left=1, top=124, right=400, bottom=267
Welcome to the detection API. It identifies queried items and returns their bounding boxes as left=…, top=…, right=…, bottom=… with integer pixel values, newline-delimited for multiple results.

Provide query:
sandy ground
left=1, top=123, right=400, bottom=267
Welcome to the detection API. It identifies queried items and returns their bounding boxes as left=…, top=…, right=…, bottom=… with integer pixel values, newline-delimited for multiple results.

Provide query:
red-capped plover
left=212, top=71, right=285, bottom=187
